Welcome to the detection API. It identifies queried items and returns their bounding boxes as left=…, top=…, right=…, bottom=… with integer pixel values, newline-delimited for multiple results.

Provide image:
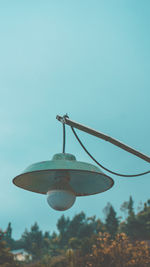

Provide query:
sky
left=0, top=0, right=150, bottom=239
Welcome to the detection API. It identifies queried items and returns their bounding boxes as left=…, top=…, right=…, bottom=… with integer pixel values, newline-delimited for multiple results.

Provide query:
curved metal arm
left=56, top=115, right=150, bottom=164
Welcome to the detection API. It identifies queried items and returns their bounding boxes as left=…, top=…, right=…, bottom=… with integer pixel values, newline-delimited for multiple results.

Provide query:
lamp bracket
left=56, top=114, right=150, bottom=164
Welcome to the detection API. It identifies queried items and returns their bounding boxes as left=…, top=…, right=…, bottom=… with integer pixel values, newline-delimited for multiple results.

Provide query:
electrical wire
left=71, top=126, right=150, bottom=177
left=62, top=123, right=66, bottom=153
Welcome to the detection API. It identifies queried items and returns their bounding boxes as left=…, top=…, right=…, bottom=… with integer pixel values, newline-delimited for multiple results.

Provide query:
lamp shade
left=13, top=153, right=114, bottom=196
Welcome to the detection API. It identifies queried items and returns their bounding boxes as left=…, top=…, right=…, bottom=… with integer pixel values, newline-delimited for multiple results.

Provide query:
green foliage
left=125, top=212, right=138, bottom=238
left=120, top=196, right=134, bottom=218
left=56, top=212, right=100, bottom=250
left=147, top=199, right=150, bottom=207
left=68, top=237, right=81, bottom=249
left=120, top=200, right=150, bottom=240
left=2, top=196, right=150, bottom=266
left=120, top=201, right=129, bottom=217
left=105, top=204, right=119, bottom=238
left=21, top=222, right=45, bottom=260
left=95, top=218, right=106, bottom=233
left=68, top=212, right=86, bottom=238
left=0, top=230, right=18, bottom=267
left=57, top=215, right=70, bottom=247
left=3, top=222, right=15, bottom=250
left=128, top=196, right=134, bottom=215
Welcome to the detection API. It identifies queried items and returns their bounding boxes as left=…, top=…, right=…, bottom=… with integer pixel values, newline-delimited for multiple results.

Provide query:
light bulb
left=47, top=189, right=76, bottom=211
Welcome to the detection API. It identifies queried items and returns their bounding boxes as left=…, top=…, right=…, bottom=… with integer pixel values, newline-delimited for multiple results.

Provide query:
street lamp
left=13, top=115, right=150, bottom=211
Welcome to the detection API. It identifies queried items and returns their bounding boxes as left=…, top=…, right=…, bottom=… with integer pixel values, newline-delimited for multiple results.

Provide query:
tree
left=67, top=212, right=86, bottom=239
left=49, top=232, right=61, bottom=256
left=68, top=237, right=81, bottom=250
left=57, top=215, right=70, bottom=247
left=103, top=202, right=111, bottom=218
left=147, top=199, right=150, bottom=207
left=125, top=211, right=138, bottom=239
left=120, top=196, right=134, bottom=219
left=3, top=222, right=14, bottom=249
left=95, top=219, right=106, bottom=234
left=105, top=204, right=119, bottom=238
left=120, top=201, right=129, bottom=218
left=128, top=196, right=134, bottom=215
left=21, top=222, right=44, bottom=260
left=0, top=230, right=18, bottom=267
left=6, top=223, right=12, bottom=240
left=135, top=205, right=150, bottom=239
left=119, top=202, right=150, bottom=240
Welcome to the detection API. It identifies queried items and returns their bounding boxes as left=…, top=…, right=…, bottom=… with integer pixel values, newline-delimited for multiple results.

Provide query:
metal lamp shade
left=13, top=153, right=114, bottom=196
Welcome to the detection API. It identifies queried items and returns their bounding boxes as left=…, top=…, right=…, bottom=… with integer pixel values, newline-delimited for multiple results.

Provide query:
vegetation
left=1, top=196, right=150, bottom=266
left=0, top=230, right=18, bottom=267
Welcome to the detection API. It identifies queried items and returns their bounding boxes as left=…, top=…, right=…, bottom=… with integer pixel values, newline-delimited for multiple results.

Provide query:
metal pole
left=56, top=115, right=150, bottom=164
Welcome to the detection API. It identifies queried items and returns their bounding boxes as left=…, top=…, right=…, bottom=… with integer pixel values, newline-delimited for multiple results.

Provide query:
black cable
left=71, top=126, right=150, bottom=177
left=62, top=123, right=66, bottom=153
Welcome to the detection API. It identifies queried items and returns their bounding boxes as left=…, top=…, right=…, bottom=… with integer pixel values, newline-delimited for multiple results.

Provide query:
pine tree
left=4, top=222, right=14, bottom=249
left=105, top=205, right=119, bottom=238
left=68, top=212, right=86, bottom=238
left=128, top=196, right=134, bottom=215
left=57, top=215, right=70, bottom=247
left=21, top=222, right=44, bottom=260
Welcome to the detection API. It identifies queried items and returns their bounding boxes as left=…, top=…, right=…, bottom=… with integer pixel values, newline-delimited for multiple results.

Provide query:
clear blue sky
left=0, top=0, right=150, bottom=239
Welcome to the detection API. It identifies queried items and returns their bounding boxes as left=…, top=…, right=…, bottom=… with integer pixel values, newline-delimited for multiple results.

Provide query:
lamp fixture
left=13, top=114, right=150, bottom=211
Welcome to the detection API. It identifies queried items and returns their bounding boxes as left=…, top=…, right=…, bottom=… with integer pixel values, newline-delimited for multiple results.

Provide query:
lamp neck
left=62, top=114, right=69, bottom=153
